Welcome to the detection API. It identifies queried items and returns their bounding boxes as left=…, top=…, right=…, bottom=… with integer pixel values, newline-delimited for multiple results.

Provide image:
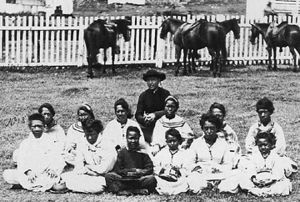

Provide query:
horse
left=160, top=17, right=202, bottom=74
left=174, top=18, right=240, bottom=77
left=84, top=19, right=131, bottom=78
left=250, top=22, right=300, bottom=71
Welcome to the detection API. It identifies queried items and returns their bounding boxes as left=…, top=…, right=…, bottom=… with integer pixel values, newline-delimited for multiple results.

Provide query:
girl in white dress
left=63, top=119, right=116, bottom=193
left=188, top=113, right=241, bottom=194
left=153, top=128, right=194, bottom=195
left=239, top=132, right=294, bottom=196
left=3, top=113, right=66, bottom=192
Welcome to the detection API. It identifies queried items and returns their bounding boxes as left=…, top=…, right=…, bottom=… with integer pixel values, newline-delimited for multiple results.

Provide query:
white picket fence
left=0, top=14, right=299, bottom=68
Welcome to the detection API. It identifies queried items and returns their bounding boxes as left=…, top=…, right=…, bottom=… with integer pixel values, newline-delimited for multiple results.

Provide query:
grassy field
left=0, top=64, right=300, bottom=201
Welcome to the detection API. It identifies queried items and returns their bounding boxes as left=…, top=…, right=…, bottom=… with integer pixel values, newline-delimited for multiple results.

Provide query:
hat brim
left=143, top=73, right=166, bottom=81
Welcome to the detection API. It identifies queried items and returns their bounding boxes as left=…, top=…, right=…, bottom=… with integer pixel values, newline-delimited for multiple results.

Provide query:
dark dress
left=105, top=148, right=157, bottom=193
left=135, top=87, right=170, bottom=143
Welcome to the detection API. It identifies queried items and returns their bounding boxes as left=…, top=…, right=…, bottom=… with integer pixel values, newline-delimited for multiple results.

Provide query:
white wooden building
left=0, top=0, right=73, bottom=17
left=246, top=0, right=300, bottom=19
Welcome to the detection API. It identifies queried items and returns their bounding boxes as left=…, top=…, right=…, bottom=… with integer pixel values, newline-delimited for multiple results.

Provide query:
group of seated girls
left=3, top=97, right=298, bottom=197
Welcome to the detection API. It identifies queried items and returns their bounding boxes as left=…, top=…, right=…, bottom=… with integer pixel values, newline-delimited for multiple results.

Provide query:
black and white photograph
left=0, top=0, right=299, bottom=201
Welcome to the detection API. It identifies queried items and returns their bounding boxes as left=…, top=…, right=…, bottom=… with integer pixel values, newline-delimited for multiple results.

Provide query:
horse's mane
left=167, top=18, right=185, bottom=24
left=278, top=21, right=288, bottom=27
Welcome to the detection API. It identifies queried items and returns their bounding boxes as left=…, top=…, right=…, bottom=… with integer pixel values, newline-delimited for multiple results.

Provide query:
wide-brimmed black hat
left=142, top=69, right=166, bottom=81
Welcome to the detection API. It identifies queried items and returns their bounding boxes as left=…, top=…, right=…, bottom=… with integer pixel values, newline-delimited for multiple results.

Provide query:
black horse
left=174, top=18, right=240, bottom=77
left=160, top=18, right=202, bottom=74
left=250, top=22, right=300, bottom=71
left=84, top=19, right=131, bottom=78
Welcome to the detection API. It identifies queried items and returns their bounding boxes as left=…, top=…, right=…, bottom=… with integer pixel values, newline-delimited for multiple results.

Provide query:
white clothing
left=246, top=121, right=286, bottom=156
left=4, top=134, right=66, bottom=192
left=187, top=137, right=240, bottom=194
left=239, top=150, right=292, bottom=196
left=152, top=115, right=194, bottom=149
left=63, top=134, right=115, bottom=193
left=153, top=147, right=193, bottom=195
left=102, top=119, right=149, bottom=153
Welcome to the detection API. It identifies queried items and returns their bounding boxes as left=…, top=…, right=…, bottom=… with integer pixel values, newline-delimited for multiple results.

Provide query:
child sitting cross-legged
left=105, top=126, right=157, bottom=196
left=62, top=119, right=116, bottom=194
left=153, top=128, right=194, bottom=195
left=3, top=113, right=66, bottom=192
left=239, top=132, right=294, bottom=196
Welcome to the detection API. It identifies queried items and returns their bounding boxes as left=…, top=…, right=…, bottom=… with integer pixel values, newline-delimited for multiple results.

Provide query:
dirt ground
left=73, top=0, right=246, bottom=17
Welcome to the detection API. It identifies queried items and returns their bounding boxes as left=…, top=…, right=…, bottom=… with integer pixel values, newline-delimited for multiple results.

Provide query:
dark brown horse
left=84, top=19, right=131, bottom=78
left=250, top=22, right=300, bottom=71
left=160, top=18, right=201, bottom=74
left=174, top=19, right=240, bottom=77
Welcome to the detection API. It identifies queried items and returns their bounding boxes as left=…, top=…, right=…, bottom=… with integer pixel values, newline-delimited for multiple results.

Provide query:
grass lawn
left=0, top=64, right=299, bottom=201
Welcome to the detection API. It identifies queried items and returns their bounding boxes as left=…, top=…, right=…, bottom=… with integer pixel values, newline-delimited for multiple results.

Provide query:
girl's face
left=257, top=109, right=271, bottom=126
left=211, top=108, right=224, bottom=123
left=30, top=120, right=44, bottom=139
left=115, top=105, right=128, bottom=124
left=146, top=77, right=160, bottom=90
left=41, top=107, right=53, bottom=125
left=166, top=134, right=180, bottom=151
left=85, top=128, right=99, bottom=145
left=165, top=100, right=177, bottom=118
left=78, top=109, right=91, bottom=124
left=257, top=138, right=272, bottom=157
left=203, top=121, right=218, bottom=143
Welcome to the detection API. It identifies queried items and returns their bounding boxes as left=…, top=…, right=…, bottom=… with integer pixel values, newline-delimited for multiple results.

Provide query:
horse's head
left=231, top=19, right=240, bottom=39
left=112, top=19, right=131, bottom=42
left=249, top=23, right=261, bottom=45
left=160, top=19, right=170, bottom=39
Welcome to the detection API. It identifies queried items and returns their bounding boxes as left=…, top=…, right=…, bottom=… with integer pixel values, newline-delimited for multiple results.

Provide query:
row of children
left=3, top=95, right=298, bottom=197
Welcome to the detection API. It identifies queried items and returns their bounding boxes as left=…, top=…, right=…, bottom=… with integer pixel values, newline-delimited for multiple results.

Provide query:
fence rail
left=0, top=14, right=299, bottom=68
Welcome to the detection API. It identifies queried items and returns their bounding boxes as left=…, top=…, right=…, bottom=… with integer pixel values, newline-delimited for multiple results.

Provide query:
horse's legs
left=175, top=45, right=181, bottom=76
left=183, top=48, right=188, bottom=75
left=289, top=46, right=298, bottom=72
left=216, top=50, right=221, bottom=77
left=191, top=49, right=197, bottom=73
left=103, top=48, right=107, bottom=74
left=208, top=49, right=216, bottom=77
left=267, top=46, right=272, bottom=70
left=111, top=47, right=116, bottom=74
left=295, top=46, right=300, bottom=72
left=87, top=54, right=97, bottom=78
left=273, top=47, right=277, bottom=71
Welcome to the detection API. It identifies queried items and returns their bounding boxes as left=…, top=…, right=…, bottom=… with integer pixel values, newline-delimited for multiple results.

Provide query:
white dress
left=62, top=134, right=116, bottom=193
left=3, top=134, right=66, bottom=192
left=239, top=150, right=292, bottom=196
left=246, top=121, right=286, bottom=156
left=153, top=147, right=194, bottom=195
left=101, top=118, right=149, bottom=153
left=152, top=115, right=194, bottom=149
left=63, top=122, right=86, bottom=165
left=187, top=137, right=241, bottom=194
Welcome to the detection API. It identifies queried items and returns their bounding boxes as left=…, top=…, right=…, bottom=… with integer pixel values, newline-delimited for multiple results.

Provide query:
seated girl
left=62, top=119, right=116, bottom=194
left=3, top=113, right=66, bottom=192
left=151, top=96, right=194, bottom=156
left=187, top=113, right=241, bottom=194
left=239, top=132, right=294, bottom=196
left=13, top=103, right=66, bottom=164
left=101, top=98, right=149, bottom=154
left=64, top=103, right=95, bottom=166
left=245, top=97, right=286, bottom=156
left=153, top=128, right=194, bottom=195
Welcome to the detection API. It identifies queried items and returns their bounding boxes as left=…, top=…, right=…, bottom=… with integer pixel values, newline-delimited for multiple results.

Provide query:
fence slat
left=0, top=14, right=299, bottom=68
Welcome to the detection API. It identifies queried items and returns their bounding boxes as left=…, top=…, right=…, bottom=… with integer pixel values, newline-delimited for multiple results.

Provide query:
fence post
left=155, top=16, right=164, bottom=68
